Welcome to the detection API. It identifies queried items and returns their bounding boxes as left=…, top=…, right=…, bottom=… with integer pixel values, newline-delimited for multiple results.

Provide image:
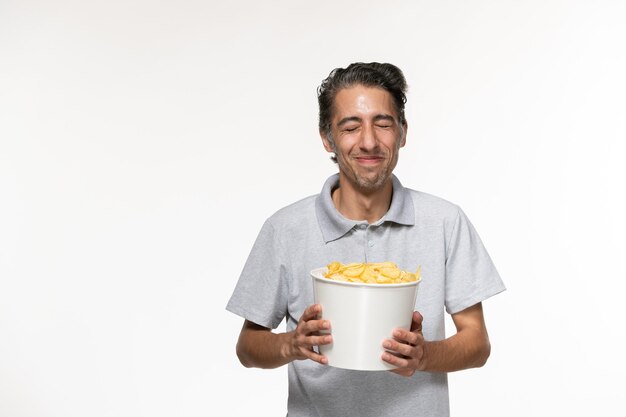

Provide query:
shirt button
left=368, top=240, right=375, bottom=247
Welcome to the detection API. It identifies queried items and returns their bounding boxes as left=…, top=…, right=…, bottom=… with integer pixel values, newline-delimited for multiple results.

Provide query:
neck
left=332, top=175, right=393, bottom=224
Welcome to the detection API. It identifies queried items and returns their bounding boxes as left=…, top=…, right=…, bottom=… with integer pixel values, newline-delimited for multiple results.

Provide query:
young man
left=226, top=62, right=505, bottom=416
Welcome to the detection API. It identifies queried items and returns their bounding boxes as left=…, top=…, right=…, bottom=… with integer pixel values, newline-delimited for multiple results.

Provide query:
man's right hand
left=284, top=304, right=333, bottom=365
left=235, top=304, right=332, bottom=369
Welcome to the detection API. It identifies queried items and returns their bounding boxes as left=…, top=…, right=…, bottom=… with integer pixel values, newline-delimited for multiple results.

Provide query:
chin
left=355, top=175, right=389, bottom=192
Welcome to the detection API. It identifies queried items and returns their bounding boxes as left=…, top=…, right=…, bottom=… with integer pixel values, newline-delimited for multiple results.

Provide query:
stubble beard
left=333, top=139, right=402, bottom=194
left=340, top=157, right=391, bottom=193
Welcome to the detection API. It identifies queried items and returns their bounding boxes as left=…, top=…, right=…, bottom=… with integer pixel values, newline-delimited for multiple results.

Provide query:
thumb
left=410, top=311, right=424, bottom=332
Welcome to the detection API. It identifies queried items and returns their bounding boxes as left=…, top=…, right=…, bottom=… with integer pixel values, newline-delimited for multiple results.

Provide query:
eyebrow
left=337, top=116, right=362, bottom=127
left=373, top=114, right=396, bottom=123
left=336, top=114, right=396, bottom=127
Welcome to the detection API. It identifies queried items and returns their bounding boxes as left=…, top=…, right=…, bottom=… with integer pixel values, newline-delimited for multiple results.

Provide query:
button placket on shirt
left=353, top=223, right=368, bottom=261
left=364, top=224, right=376, bottom=261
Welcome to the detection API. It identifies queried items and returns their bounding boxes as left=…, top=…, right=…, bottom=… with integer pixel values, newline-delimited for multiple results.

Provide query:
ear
left=400, top=121, right=408, bottom=148
left=320, top=130, right=335, bottom=153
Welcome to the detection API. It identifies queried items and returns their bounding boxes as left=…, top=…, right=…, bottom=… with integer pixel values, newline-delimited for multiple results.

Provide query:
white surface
left=1, top=1, right=625, bottom=416
left=311, top=268, right=419, bottom=371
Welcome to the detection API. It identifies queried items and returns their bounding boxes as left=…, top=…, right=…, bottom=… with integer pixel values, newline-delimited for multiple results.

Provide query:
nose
left=359, top=123, right=379, bottom=152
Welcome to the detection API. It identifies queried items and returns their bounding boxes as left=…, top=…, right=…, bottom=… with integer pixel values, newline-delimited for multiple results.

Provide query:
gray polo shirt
left=226, top=174, right=505, bottom=417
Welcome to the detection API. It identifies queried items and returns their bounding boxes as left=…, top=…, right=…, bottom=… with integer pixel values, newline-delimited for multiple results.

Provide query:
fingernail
left=393, top=330, right=401, bottom=337
left=383, top=341, right=392, bottom=349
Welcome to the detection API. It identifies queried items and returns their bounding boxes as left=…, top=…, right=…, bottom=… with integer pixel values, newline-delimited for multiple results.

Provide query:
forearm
left=236, top=325, right=296, bottom=369
left=235, top=305, right=331, bottom=369
left=422, top=328, right=491, bottom=373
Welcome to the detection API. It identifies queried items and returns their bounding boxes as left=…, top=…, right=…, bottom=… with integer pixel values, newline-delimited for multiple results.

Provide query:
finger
left=300, top=318, right=331, bottom=335
left=300, top=304, right=322, bottom=322
left=392, top=328, right=420, bottom=346
left=381, top=351, right=410, bottom=368
left=410, top=311, right=424, bottom=332
left=302, top=348, right=329, bottom=365
left=305, top=334, right=333, bottom=347
left=383, top=338, right=415, bottom=358
left=390, top=367, right=415, bottom=377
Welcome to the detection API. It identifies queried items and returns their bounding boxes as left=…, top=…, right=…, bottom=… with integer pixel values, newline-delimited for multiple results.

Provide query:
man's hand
left=284, top=304, right=333, bottom=365
left=235, top=304, right=332, bottom=369
left=381, top=311, right=425, bottom=377
left=237, top=304, right=333, bottom=368
left=380, top=303, right=492, bottom=375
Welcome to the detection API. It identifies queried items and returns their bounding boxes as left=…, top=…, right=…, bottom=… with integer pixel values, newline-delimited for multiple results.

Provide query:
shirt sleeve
left=225, top=219, right=289, bottom=329
left=444, top=207, right=506, bottom=314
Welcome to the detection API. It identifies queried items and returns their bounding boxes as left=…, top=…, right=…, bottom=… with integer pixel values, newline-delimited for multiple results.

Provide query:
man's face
left=321, top=85, right=407, bottom=194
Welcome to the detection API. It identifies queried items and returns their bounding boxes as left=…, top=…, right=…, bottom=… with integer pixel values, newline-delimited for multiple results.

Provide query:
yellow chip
left=376, top=275, right=392, bottom=283
left=379, top=267, right=401, bottom=279
left=342, top=265, right=365, bottom=277
left=324, top=261, right=421, bottom=284
left=327, top=261, right=341, bottom=274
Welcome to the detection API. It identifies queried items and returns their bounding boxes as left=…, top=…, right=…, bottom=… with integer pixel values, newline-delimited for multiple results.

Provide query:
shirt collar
left=315, top=173, right=415, bottom=243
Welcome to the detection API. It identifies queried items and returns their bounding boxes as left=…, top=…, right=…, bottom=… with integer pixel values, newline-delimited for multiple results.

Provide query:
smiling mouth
left=354, top=155, right=385, bottom=164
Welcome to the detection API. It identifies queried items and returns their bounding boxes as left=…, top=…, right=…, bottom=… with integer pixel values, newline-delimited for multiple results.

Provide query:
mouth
left=353, top=155, right=385, bottom=165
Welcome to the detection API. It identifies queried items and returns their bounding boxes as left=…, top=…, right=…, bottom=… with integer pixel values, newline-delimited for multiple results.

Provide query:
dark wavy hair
left=317, top=62, right=408, bottom=143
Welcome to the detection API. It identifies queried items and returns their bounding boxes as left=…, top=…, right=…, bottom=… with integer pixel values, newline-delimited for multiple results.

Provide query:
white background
left=1, top=1, right=625, bottom=416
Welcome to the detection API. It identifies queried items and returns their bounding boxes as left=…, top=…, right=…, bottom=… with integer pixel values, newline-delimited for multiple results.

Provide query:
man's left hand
left=381, top=311, right=426, bottom=377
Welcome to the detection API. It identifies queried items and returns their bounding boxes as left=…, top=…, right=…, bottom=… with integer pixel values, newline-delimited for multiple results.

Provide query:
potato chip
left=342, top=265, right=365, bottom=277
left=323, top=262, right=421, bottom=284
left=327, top=261, right=341, bottom=274
left=379, top=267, right=401, bottom=279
